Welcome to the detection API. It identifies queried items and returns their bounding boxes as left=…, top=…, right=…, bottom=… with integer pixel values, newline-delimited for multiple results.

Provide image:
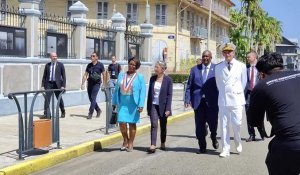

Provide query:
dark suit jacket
left=147, top=75, right=173, bottom=117
left=185, top=64, right=218, bottom=110
left=42, top=61, right=66, bottom=89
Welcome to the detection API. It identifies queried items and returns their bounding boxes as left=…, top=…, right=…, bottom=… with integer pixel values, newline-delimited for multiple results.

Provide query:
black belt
left=49, top=81, right=56, bottom=83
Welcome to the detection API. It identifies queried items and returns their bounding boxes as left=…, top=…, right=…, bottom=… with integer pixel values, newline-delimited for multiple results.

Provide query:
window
left=67, top=0, right=78, bottom=17
left=186, top=11, right=190, bottom=29
left=180, top=8, right=184, bottom=28
left=127, top=3, right=138, bottom=24
left=97, top=1, right=108, bottom=19
left=155, top=4, right=166, bottom=25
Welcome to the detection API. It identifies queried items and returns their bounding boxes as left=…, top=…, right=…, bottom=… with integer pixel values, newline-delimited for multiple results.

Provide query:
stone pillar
left=140, top=24, right=153, bottom=62
left=111, top=13, right=126, bottom=61
left=19, top=0, right=41, bottom=57
left=140, top=2, right=153, bottom=62
left=69, top=1, right=88, bottom=59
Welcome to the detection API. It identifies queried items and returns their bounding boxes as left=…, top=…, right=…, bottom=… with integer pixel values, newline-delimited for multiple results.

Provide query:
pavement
left=0, top=87, right=192, bottom=175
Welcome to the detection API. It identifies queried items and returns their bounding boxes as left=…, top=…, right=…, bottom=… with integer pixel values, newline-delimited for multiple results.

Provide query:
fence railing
left=86, top=22, right=117, bottom=60
left=8, top=89, right=65, bottom=159
left=39, top=14, right=76, bottom=59
left=0, top=5, right=26, bottom=28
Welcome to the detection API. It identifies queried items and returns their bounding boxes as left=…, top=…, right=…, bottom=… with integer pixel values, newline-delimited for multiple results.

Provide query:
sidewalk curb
left=0, top=111, right=194, bottom=175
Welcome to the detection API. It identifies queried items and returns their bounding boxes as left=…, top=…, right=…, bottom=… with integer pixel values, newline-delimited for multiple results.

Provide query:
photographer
left=248, top=52, right=300, bottom=175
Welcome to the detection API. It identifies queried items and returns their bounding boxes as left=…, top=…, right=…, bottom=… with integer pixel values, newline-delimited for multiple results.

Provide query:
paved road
left=32, top=114, right=270, bottom=175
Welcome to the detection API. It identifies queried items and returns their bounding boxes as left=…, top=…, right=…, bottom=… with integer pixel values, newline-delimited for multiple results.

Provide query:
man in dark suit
left=245, top=51, right=264, bottom=142
left=42, top=52, right=66, bottom=118
left=185, top=50, right=219, bottom=153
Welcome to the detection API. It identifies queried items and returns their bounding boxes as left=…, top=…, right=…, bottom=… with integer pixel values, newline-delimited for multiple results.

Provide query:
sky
left=231, top=0, right=300, bottom=46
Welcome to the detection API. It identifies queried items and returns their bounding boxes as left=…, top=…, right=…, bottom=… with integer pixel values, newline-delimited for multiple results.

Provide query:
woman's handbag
left=110, top=111, right=118, bottom=124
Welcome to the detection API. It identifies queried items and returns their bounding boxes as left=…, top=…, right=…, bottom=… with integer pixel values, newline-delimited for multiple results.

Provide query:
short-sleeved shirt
left=86, top=61, right=105, bottom=84
left=108, top=63, right=121, bottom=79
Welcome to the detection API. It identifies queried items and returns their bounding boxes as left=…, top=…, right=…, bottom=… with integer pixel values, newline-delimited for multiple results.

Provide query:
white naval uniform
left=215, top=58, right=247, bottom=153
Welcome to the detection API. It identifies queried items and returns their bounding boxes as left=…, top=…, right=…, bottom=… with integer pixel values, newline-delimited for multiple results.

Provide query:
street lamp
left=207, top=0, right=212, bottom=50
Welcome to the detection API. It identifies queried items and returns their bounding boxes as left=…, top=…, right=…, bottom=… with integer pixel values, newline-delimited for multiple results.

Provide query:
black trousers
left=194, top=98, right=218, bottom=149
left=266, top=137, right=300, bottom=175
left=245, top=104, right=265, bottom=138
left=44, top=82, right=65, bottom=115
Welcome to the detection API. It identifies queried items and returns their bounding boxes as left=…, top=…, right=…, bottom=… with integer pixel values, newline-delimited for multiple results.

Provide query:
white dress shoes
left=219, top=151, right=230, bottom=158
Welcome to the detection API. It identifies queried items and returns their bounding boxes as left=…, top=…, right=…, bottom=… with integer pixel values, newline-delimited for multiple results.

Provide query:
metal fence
left=125, top=20, right=145, bottom=61
left=39, top=14, right=76, bottom=59
left=86, top=22, right=117, bottom=60
left=0, top=5, right=26, bottom=57
left=0, top=4, right=26, bottom=28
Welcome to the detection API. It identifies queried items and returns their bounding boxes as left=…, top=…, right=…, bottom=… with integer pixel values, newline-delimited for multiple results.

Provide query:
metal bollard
left=101, top=85, right=115, bottom=135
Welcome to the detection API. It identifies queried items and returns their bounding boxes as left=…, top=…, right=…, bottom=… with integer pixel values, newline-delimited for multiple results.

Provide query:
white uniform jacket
left=215, top=58, right=247, bottom=107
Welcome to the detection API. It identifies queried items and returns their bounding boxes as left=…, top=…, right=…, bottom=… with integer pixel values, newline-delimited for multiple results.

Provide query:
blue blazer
left=112, top=72, right=146, bottom=108
left=184, top=64, right=218, bottom=110
left=147, top=75, right=173, bottom=117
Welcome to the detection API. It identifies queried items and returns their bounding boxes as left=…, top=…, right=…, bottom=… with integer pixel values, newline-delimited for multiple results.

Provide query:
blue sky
left=231, top=0, right=300, bottom=45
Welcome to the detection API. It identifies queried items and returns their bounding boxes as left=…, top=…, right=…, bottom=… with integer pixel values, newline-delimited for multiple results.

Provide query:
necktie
left=51, top=63, right=54, bottom=81
left=250, top=66, right=254, bottom=90
left=227, top=62, right=231, bottom=71
left=203, top=66, right=208, bottom=83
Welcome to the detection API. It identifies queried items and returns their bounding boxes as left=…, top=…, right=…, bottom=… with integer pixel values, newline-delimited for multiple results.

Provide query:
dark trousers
left=266, top=137, right=300, bottom=175
left=194, top=98, right=218, bottom=149
left=87, top=83, right=101, bottom=115
left=245, top=104, right=264, bottom=138
left=150, top=104, right=168, bottom=146
left=44, top=82, right=65, bottom=115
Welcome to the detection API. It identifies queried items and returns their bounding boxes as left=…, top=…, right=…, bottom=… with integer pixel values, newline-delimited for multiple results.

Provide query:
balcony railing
left=190, top=26, right=208, bottom=39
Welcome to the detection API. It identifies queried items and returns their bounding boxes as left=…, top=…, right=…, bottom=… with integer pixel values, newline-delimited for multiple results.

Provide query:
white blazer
left=215, top=58, right=247, bottom=107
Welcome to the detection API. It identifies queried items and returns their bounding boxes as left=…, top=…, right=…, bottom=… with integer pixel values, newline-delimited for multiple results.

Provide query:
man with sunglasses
left=215, top=43, right=247, bottom=158
left=248, top=52, right=300, bottom=175
left=81, top=52, right=105, bottom=119
left=185, top=50, right=219, bottom=154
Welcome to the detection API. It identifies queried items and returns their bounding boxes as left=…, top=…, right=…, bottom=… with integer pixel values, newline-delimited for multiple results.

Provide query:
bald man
left=42, top=52, right=66, bottom=118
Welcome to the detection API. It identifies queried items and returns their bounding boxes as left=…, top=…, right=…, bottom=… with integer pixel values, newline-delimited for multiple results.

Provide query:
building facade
left=6, top=0, right=234, bottom=71
left=276, top=37, right=300, bottom=70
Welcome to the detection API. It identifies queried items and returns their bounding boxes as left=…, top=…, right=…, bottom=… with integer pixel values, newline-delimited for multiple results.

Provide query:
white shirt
left=202, top=63, right=211, bottom=83
left=152, top=81, right=162, bottom=105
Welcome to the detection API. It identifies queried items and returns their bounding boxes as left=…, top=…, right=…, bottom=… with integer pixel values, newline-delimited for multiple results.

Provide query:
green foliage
left=167, top=73, right=189, bottom=83
left=179, top=57, right=198, bottom=73
left=230, top=0, right=282, bottom=60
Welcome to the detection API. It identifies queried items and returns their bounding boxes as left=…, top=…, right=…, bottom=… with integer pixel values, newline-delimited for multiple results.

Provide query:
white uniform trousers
left=219, top=105, right=243, bottom=153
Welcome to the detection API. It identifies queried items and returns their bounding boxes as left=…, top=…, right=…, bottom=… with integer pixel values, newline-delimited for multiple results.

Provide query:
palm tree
left=229, top=0, right=282, bottom=61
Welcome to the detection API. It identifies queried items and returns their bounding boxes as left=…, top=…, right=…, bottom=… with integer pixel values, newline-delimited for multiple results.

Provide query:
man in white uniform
left=215, top=43, right=247, bottom=158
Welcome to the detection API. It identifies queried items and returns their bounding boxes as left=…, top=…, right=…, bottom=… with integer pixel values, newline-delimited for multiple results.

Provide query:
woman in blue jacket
left=112, top=57, right=146, bottom=152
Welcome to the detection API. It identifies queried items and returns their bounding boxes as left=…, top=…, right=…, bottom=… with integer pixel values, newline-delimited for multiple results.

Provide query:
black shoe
left=61, top=112, right=66, bottom=118
left=147, top=148, right=156, bottom=154
left=196, top=148, right=207, bottom=154
left=96, top=110, right=101, bottom=118
left=212, top=140, right=219, bottom=149
left=87, top=114, right=92, bottom=119
left=246, top=136, right=256, bottom=142
left=160, top=147, right=166, bottom=151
